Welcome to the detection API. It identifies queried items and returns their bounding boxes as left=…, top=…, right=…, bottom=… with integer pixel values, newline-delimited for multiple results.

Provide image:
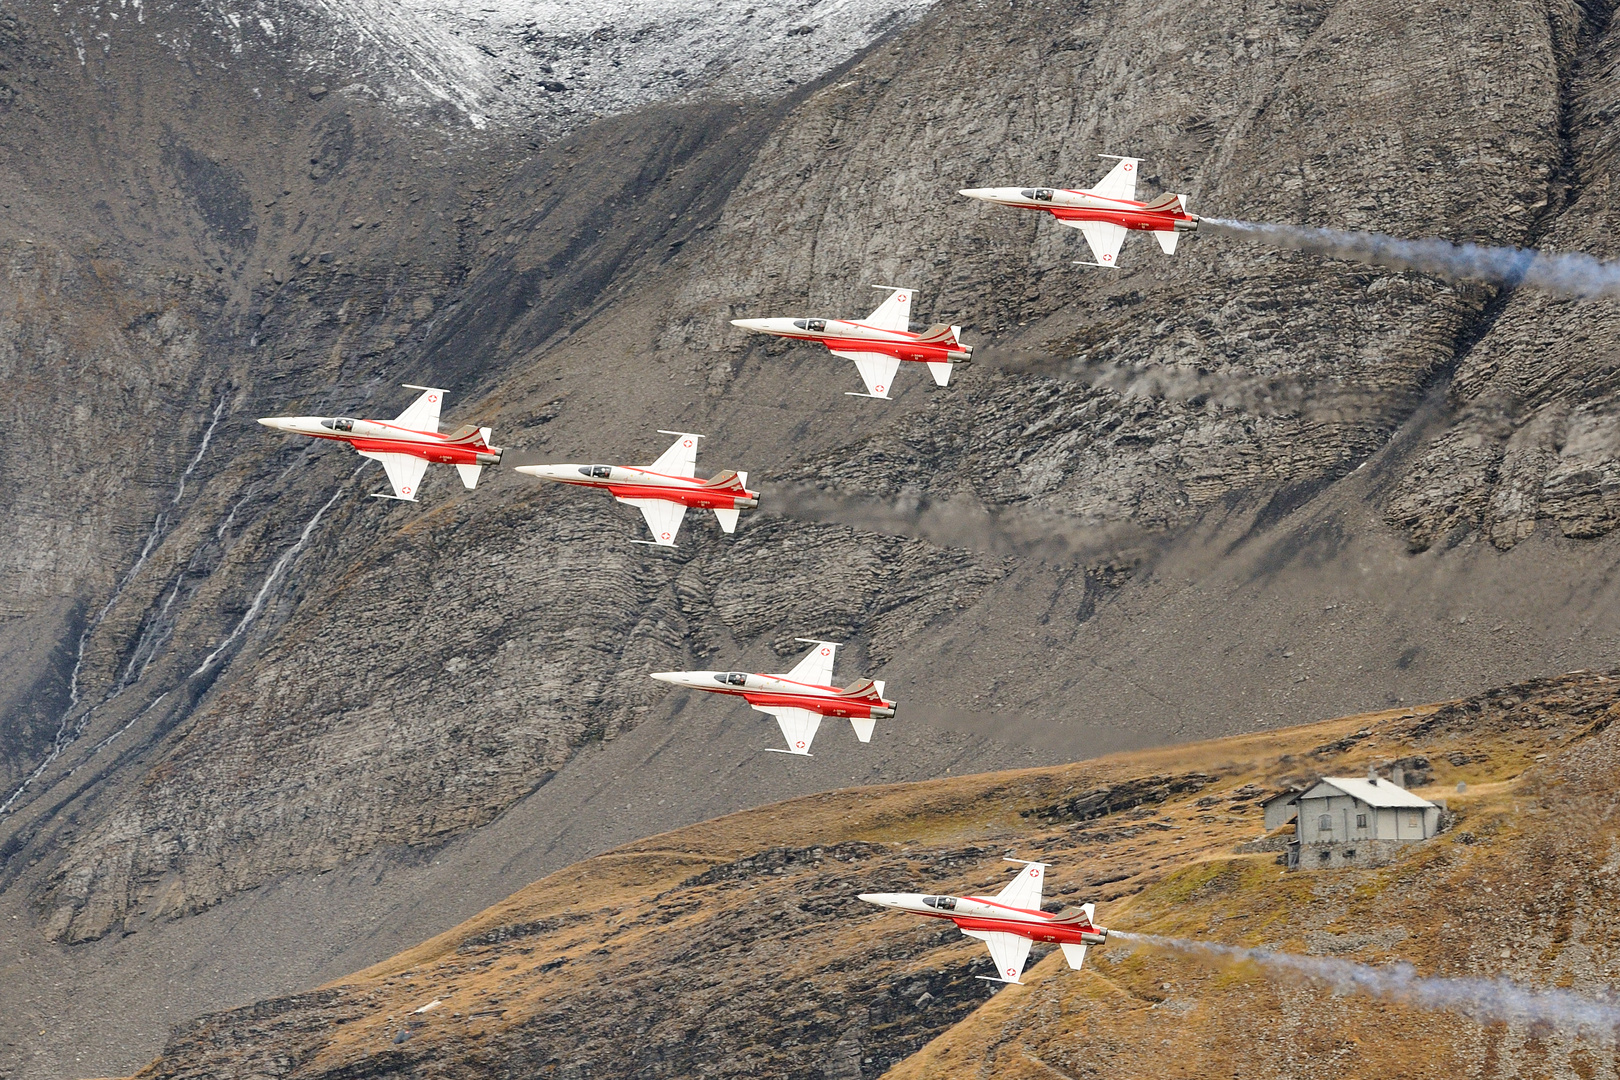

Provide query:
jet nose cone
left=958, top=188, right=994, bottom=201
left=257, top=417, right=292, bottom=431
left=858, top=893, right=893, bottom=907
left=649, top=671, right=683, bottom=685
left=730, top=319, right=770, bottom=333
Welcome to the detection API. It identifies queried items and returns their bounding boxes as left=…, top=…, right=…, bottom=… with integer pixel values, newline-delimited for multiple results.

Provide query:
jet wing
left=1063, top=219, right=1128, bottom=268
left=831, top=350, right=902, bottom=399
left=648, top=431, right=703, bottom=478
left=1085, top=157, right=1139, bottom=202
left=617, top=497, right=688, bottom=546
left=394, top=386, right=446, bottom=432
left=962, top=929, right=1034, bottom=984
left=360, top=451, right=430, bottom=501
left=784, top=640, right=838, bottom=687
left=995, top=861, right=1047, bottom=911
left=862, top=287, right=912, bottom=332
left=755, top=705, right=824, bottom=755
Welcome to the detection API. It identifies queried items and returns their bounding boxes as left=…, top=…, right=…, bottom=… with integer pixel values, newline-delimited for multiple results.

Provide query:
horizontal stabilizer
left=1152, top=230, right=1179, bottom=255
left=456, top=464, right=483, bottom=489
left=1060, top=943, right=1089, bottom=971
left=849, top=716, right=876, bottom=743
left=927, top=361, right=953, bottom=387
left=713, top=507, right=740, bottom=533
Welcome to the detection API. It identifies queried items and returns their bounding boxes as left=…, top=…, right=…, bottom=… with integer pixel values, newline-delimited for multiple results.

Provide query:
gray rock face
left=6, top=0, right=1620, bottom=1074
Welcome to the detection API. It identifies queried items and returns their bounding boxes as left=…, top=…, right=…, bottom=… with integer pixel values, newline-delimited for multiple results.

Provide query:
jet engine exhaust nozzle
left=1081, top=929, right=1108, bottom=944
left=1173, top=216, right=1201, bottom=232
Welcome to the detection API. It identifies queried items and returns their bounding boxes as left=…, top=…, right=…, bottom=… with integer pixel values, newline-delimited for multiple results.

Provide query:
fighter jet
left=515, top=431, right=759, bottom=547
left=649, top=639, right=895, bottom=755
left=860, top=860, right=1108, bottom=984
left=257, top=384, right=502, bottom=502
left=960, top=156, right=1199, bottom=269
left=730, top=286, right=972, bottom=399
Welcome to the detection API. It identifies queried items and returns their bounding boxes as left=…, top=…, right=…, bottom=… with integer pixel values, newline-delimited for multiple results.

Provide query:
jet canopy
left=792, top=319, right=827, bottom=331
left=578, top=465, right=612, bottom=478
left=1020, top=189, right=1054, bottom=201
left=713, top=672, right=749, bottom=686
left=922, top=896, right=958, bottom=910
left=321, top=418, right=356, bottom=431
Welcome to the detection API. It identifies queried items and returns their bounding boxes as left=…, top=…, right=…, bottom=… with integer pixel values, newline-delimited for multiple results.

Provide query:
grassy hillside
left=126, top=671, right=1619, bottom=1079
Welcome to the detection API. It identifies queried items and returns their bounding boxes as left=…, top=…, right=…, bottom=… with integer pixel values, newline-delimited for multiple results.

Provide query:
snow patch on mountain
left=383, top=0, right=935, bottom=129
left=87, top=0, right=934, bottom=131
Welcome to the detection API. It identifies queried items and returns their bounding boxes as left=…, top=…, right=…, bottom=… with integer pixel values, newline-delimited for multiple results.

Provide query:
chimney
left=1391, top=765, right=1406, bottom=788
left=1366, top=765, right=1379, bottom=785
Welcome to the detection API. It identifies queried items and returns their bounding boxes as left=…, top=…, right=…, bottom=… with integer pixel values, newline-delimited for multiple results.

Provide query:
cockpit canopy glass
left=713, top=671, right=748, bottom=686
left=322, top=418, right=356, bottom=432
left=806, top=319, right=827, bottom=332
left=1021, top=189, right=1054, bottom=201
left=578, top=465, right=613, bottom=479
left=922, top=896, right=957, bottom=910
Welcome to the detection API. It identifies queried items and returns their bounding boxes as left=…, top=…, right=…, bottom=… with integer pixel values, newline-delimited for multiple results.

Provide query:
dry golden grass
left=123, top=672, right=1619, bottom=1079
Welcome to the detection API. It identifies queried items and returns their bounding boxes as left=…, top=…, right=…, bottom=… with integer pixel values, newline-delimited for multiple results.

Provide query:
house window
left=1318, top=814, right=1332, bottom=834
left=1356, top=813, right=1367, bottom=829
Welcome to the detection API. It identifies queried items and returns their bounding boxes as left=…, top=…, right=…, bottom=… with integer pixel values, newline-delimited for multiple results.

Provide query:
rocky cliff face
left=6, top=0, right=1620, bottom=1075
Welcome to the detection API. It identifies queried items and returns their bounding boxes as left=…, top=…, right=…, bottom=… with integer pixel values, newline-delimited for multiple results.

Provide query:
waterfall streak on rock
left=1115, top=932, right=1620, bottom=1033
left=1, top=397, right=228, bottom=815
left=1200, top=217, right=1620, bottom=299
left=193, top=468, right=362, bottom=676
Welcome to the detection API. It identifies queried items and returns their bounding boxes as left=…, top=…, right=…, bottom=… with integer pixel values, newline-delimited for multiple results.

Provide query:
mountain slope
left=119, top=671, right=1620, bottom=1079
left=6, top=0, right=1620, bottom=1075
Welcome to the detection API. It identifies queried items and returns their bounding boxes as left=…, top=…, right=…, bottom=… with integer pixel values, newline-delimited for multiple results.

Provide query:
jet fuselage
left=959, top=186, right=1199, bottom=234
left=517, top=464, right=760, bottom=511
left=858, top=892, right=1109, bottom=947
left=649, top=669, right=897, bottom=720
left=730, top=317, right=973, bottom=365
left=256, top=416, right=503, bottom=467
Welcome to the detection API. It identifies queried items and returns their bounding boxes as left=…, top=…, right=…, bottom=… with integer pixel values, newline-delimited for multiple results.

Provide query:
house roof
left=1301, top=777, right=1438, bottom=809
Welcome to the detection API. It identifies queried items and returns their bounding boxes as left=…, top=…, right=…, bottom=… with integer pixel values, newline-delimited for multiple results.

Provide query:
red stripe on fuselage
left=348, top=437, right=485, bottom=465
left=771, top=331, right=959, bottom=363
left=606, top=484, right=750, bottom=509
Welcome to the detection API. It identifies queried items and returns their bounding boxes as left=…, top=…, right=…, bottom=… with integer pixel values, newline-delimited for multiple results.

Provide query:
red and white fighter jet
left=649, top=639, right=896, bottom=755
left=859, top=860, right=1108, bottom=984
left=515, top=431, right=759, bottom=547
left=730, top=286, right=972, bottom=399
left=960, top=156, right=1199, bottom=269
left=257, top=384, right=502, bottom=502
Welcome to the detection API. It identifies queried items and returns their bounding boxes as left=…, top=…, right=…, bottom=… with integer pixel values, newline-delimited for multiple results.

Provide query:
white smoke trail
left=2, top=396, right=229, bottom=815
left=767, top=483, right=1159, bottom=564
left=1115, top=931, right=1620, bottom=1035
left=1200, top=218, right=1620, bottom=299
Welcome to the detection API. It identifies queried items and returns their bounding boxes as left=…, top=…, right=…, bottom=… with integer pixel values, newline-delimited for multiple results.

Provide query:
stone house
left=1283, top=771, right=1442, bottom=869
